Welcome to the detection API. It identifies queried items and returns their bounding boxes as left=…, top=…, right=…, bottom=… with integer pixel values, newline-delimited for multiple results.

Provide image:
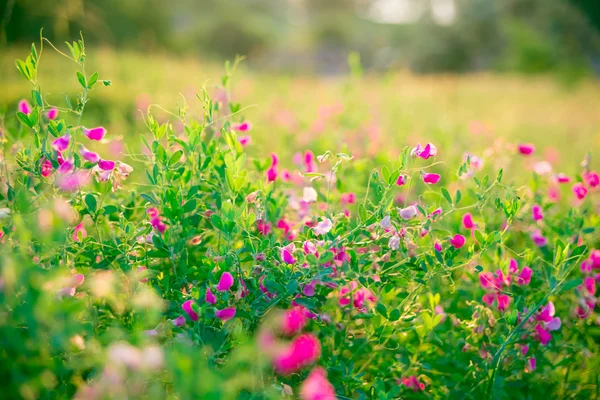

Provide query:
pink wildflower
left=72, top=222, right=87, bottom=242
left=52, top=134, right=70, bottom=152
left=517, top=143, right=535, bottom=155
left=18, top=99, right=32, bottom=115
left=47, top=108, right=58, bottom=120
left=584, top=171, right=599, bottom=188
left=281, top=307, right=308, bottom=336
left=422, top=172, right=441, bottom=184
left=300, top=367, right=336, bottom=400
left=98, top=159, right=115, bottom=171
left=215, top=307, right=236, bottom=321
left=84, top=127, right=106, bottom=141
left=216, top=272, right=234, bottom=292
left=449, top=234, right=466, bottom=249
left=205, top=287, right=217, bottom=304
left=273, top=333, right=321, bottom=375
left=572, top=183, right=588, bottom=200
left=532, top=204, right=543, bottom=221
left=182, top=300, right=199, bottom=321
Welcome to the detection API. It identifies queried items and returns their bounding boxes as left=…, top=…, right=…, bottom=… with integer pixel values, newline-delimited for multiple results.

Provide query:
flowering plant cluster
left=0, top=38, right=599, bottom=399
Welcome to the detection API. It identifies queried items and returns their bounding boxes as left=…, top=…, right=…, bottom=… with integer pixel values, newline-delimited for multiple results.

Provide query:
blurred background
left=2, top=0, right=600, bottom=76
left=1, top=0, right=599, bottom=167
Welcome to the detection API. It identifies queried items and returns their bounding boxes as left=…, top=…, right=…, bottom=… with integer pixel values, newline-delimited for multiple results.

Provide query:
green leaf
left=358, top=203, right=368, bottom=223
left=168, top=150, right=183, bottom=166
left=455, top=190, right=462, bottom=205
left=76, top=71, right=87, bottom=88
left=102, top=205, right=119, bottom=215
left=375, top=303, right=388, bottom=318
left=389, top=309, right=401, bottom=321
left=16, top=112, right=33, bottom=128
left=441, top=188, right=452, bottom=205
left=85, top=193, right=97, bottom=213
left=87, top=72, right=99, bottom=88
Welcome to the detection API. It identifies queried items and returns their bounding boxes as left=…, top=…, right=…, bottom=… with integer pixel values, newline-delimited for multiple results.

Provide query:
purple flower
left=216, top=272, right=234, bottom=292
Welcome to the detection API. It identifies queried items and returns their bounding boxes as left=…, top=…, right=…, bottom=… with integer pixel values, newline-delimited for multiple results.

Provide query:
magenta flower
left=340, top=192, right=356, bottom=205
left=56, top=171, right=91, bottom=192
left=422, top=172, right=441, bottom=184
left=233, top=121, right=252, bottom=132
left=72, top=222, right=87, bottom=242
left=516, top=266, right=532, bottom=285
left=47, top=108, right=58, bottom=120
left=238, top=135, right=251, bottom=146
left=303, top=241, right=318, bottom=256
left=300, top=367, right=336, bottom=400
left=496, top=294, right=511, bottom=311
left=205, top=287, right=217, bottom=304
left=396, top=174, right=407, bottom=186
left=281, top=307, right=308, bottom=336
left=273, top=333, right=321, bottom=375
left=572, top=183, right=588, bottom=200
left=80, top=146, right=100, bottom=163
left=412, top=143, right=437, bottom=159
left=530, top=230, right=548, bottom=247
left=57, top=273, right=85, bottom=298
left=584, top=171, right=599, bottom=188
left=401, top=376, right=425, bottom=392
left=215, top=307, right=236, bottom=321
left=554, top=173, right=571, bottom=184
left=281, top=244, right=297, bottom=265
left=305, top=151, right=317, bottom=173
left=57, top=158, right=74, bottom=175
left=98, top=159, right=115, bottom=171
left=18, top=99, right=32, bottom=115
left=429, top=207, right=442, bottom=218
left=52, top=134, right=71, bottom=152
left=462, top=213, right=476, bottom=230
left=182, top=300, right=199, bottom=321
left=41, top=159, right=53, bottom=177
left=449, top=234, right=466, bottom=249
left=84, top=127, right=106, bottom=141
left=517, top=143, right=535, bottom=155
left=532, top=204, right=543, bottom=221
left=172, top=315, right=186, bottom=327
left=533, top=323, right=552, bottom=346
left=434, top=241, right=443, bottom=252
left=216, top=272, right=234, bottom=292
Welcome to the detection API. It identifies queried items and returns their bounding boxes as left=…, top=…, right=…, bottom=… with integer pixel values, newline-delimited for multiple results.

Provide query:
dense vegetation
left=0, top=36, right=599, bottom=399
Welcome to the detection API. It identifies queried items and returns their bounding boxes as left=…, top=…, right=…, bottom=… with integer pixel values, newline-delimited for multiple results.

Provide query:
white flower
left=313, top=217, right=333, bottom=235
left=303, top=187, right=318, bottom=203
left=398, top=205, right=418, bottom=220
left=389, top=235, right=400, bottom=250
left=380, top=215, right=391, bottom=229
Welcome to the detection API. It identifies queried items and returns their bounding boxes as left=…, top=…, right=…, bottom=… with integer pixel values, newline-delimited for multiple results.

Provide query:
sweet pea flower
left=401, top=376, right=425, bottom=392
left=52, top=134, right=70, bottom=152
left=215, top=307, right=236, bottom=321
left=533, top=323, right=552, bottom=346
left=533, top=161, right=552, bottom=175
left=584, top=171, right=599, bottom=188
left=18, top=99, right=32, bottom=115
left=57, top=273, right=85, bottom=298
left=238, top=135, right=251, bottom=146
left=303, top=241, right=318, bottom=255
left=273, top=333, right=321, bottom=375
left=305, top=151, right=317, bottom=173
left=313, top=218, right=333, bottom=235
left=80, top=146, right=100, bottom=164
left=300, top=367, right=336, bottom=400
left=496, top=294, right=511, bottom=311
left=182, top=300, right=199, bottom=321
left=554, top=173, right=571, bottom=184
left=449, top=234, right=466, bottom=249
left=434, top=241, right=443, bottom=252
left=281, top=243, right=297, bottom=265
left=172, top=315, right=186, bottom=327
left=98, top=159, right=115, bottom=171
left=84, top=127, right=106, bottom=141
left=56, top=171, right=91, bottom=192
left=58, top=158, right=74, bottom=175
left=526, top=357, right=537, bottom=372
left=572, top=183, right=588, bottom=200
left=399, top=205, right=418, bottom=220
left=422, top=172, right=441, bottom=184
left=462, top=213, right=476, bottom=230
left=72, top=222, right=87, bottom=242
left=303, top=187, right=318, bottom=203
left=266, top=153, right=278, bottom=182
left=233, top=121, right=252, bottom=132
left=47, top=108, right=58, bottom=120
left=412, top=143, right=437, bottom=159
left=41, top=159, right=53, bottom=177
left=517, top=143, right=535, bottom=155
left=281, top=307, right=308, bottom=336
left=530, top=230, right=548, bottom=247
left=389, top=235, right=400, bottom=250
left=532, top=204, right=543, bottom=221
left=205, top=287, right=217, bottom=304
left=396, top=174, right=407, bottom=186
left=216, top=272, right=234, bottom=291
left=429, top=207, right=442, bottom=218
left=380, top=215, right=391, bottom=229
left=516, top=267, right=532, bottom=285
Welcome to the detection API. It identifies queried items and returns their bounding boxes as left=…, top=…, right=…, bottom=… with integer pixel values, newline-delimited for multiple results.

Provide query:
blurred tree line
left=1, top=0, right=599, bottom=75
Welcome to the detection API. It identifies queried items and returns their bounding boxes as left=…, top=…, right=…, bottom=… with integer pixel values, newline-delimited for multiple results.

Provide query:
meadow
left=0, top=38, right=599, bottom=399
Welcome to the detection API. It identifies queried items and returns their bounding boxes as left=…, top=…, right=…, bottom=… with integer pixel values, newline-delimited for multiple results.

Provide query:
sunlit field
left=0, top=39, right=599, bottom=400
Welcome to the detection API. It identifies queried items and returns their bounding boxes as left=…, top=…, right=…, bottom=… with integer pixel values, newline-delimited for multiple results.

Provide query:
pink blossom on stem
left=98, top=159, right=115, bottom=171
left=216, top=272, right=234, bottom=292
left=396, top=174, right=407, bottom=186
left=462, top=213, right=475, bottom=230
left=52, top=134, right=70, bottom=152
left=584, top=171, right=599, bottom=188
left=215, top=307, right=236, bottom=321
left=572, top=183, right=588, bottom=200
left=434, top=241, right=443, bottom=252
left=172, top=315, right=186, bottom=327
left=313, top=218, right=333, bottom=235
left=530, top=230, right=548, bottom=247
left=80, top=146, right=100, bottom=163
left=281, top=243, right=297, bottom=265
left=41, top=159, right=53, bottom=177
left=84, top=127, right=106, bottom=141
left=281, top=307, right=308, bottom=336
left=238, top=135, right=251, bottom=146
left=273, top=333, right=321, bottom=375
left=182, top=300, right=199, bottom=321
left=422, top=172, right=441, bottom=184
left=516, top=267, right=532, bottom=285
left=517, top=143, right=535, bottom=155
left=18, top=99, right=32, bottom=115
left=300, top=367, right=336, bottom=400
left=205, top=287, right=217, bottom=304
left=47, top=108, right=58, bottom=120
left=532, top=204, right=543, bottom=221
left=233, top=121, right=252, bottom=132
left=449, top=234, right=466, bottom=249
left=72, top=222, right=87, bottom=242
left=58, top=158, right=74, bottom=175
